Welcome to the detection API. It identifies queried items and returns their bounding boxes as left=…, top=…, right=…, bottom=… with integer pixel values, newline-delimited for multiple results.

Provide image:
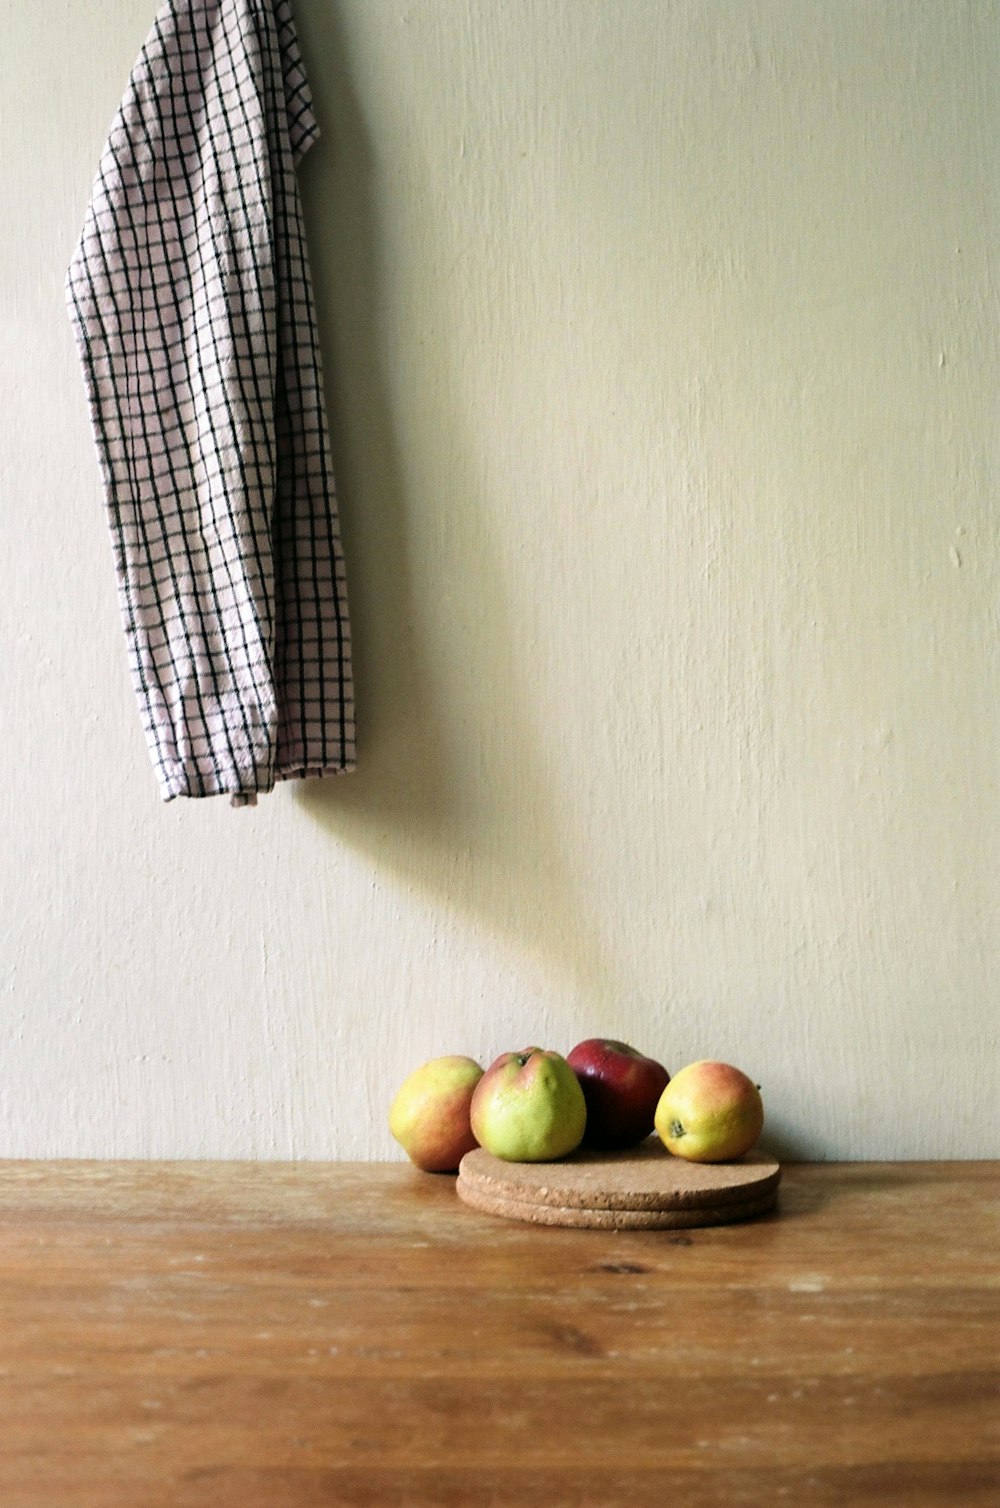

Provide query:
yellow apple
left=654, top=1061, right=763, bottom=1162
left=389, top=1055, right=484, bottom=1172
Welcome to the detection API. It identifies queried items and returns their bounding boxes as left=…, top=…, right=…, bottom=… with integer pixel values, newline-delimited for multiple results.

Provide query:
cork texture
left=457, top=1140, right=780, bottom=1217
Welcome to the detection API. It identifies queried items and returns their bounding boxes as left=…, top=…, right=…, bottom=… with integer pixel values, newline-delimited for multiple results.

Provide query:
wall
left=1, top=0, right=997, bottom=1160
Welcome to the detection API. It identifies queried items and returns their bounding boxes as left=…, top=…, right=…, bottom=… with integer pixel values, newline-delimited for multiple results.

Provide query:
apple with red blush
left=566, top=1038, right=671, bottom=1150
left=654, top=1060, right=764, bottom=1162
left=389, top=1055, right=484, bottom=1172
left=470, top=1048, right=587, bottom=1162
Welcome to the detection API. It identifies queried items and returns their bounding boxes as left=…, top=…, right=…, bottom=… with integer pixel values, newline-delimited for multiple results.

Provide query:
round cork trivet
left=455, top=1179, right=778, bottom=1230
left=457, top=1139, right=780, bottom=1216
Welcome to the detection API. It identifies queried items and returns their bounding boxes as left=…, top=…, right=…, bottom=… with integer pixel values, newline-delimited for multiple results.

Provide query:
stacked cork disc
left=456, top=1138, right=780, bottom=1230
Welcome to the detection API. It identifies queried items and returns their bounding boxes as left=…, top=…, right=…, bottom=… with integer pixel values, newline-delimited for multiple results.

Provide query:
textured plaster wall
left=1, top=0, right=998, bottom=1159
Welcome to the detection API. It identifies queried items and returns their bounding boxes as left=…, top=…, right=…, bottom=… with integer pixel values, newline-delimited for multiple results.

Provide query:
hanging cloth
left=66, top=0, right=355, bottom=806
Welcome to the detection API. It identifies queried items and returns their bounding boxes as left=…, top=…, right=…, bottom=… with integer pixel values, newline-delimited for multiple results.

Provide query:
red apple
left=566, top=1038, right=671, bottom=1150
left=389, top=1055, right=484, bottom=1172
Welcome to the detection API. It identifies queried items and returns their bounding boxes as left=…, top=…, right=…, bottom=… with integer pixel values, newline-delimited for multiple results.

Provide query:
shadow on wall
left=292, top=2, right=615, bottom=1014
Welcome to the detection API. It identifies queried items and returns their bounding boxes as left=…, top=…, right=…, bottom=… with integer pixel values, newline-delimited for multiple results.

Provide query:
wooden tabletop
left=0, top=1159, right=996, bottom=1507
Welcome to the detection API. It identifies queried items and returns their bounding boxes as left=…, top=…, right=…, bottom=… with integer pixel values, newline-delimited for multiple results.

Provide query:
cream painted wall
left=1, top=0, right=997, bottom=1160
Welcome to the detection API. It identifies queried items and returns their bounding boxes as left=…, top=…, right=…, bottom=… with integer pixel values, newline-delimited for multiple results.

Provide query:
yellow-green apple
left=470, top=1048, right=587, bottom=1162
left=566, top=1038, right=670, bottom=1150
left=389, top=1055, right=484, bottom=1172
left=654, top=1061, right=763, bottom=1162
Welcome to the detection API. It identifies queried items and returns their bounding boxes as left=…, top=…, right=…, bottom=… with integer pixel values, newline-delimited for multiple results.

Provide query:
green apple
left=654, top=1061, right=764, bottom=1162
left=389, top=1055, right=484, bottom=1172
left=470, top=1047, right=587, bottom=1162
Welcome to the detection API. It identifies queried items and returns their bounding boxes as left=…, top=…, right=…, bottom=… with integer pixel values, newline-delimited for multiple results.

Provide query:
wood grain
left=0, top=1160, right=997, bottom=1507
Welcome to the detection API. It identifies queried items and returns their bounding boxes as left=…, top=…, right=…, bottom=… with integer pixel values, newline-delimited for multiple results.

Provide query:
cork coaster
left=455, top=1179, right=779, bottom=1230
left=456, top=1140, right=780, bottom=1229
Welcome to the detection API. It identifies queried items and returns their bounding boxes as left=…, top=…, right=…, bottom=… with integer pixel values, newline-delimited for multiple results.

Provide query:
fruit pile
left=389, top=1040, right=764, bottom=1173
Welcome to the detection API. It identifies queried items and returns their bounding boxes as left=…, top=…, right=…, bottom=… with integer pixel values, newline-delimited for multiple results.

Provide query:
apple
left=654, top=1061, right=764, bottom=1162
left=389, top=1055, right=484, bottom=1172
left=470, top=1047, right=587, bottom=1162
left=566, top=1038, right=670, bottom=1150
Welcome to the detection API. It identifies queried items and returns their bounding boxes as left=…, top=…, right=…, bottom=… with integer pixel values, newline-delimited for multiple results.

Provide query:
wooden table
left=0, top=1160, right=996, bottom=1506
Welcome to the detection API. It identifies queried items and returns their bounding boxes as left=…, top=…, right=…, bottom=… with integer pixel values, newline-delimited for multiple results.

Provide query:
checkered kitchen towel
left=66, top=0, right=354, bottom=806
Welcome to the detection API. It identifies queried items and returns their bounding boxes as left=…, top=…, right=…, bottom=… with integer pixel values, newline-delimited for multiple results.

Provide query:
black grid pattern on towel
left=66, top=0, right=354, bottom=805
